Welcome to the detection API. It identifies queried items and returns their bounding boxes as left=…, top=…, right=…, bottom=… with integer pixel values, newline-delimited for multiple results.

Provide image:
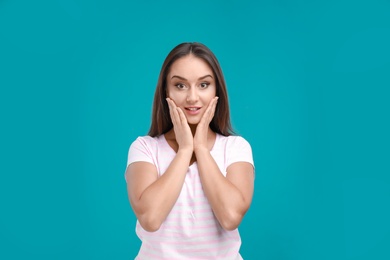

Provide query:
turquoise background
left=1, top=0, right=389, bottom=259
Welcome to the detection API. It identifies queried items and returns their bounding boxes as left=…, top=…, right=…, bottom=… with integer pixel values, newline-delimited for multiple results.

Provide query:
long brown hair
left=148, top=42, right=234, bottom=137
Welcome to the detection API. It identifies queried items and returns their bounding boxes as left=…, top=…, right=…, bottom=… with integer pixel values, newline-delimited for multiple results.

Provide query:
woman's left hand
left=194, top=96, right=218, bottom=151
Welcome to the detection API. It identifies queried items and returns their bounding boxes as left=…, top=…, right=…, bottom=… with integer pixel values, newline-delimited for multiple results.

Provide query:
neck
left=189, top=124, right=214, bottom=137
left=189, top=124, right=197, bottom=136
left=165, top=125, right=214, bottom=140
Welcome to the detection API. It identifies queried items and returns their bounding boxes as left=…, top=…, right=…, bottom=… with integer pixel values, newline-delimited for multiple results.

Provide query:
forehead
left=168, top=55, right=214, bottom=80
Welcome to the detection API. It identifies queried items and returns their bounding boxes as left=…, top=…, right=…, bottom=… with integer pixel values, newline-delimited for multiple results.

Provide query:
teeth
left=188, top=108, right=198, bottom=111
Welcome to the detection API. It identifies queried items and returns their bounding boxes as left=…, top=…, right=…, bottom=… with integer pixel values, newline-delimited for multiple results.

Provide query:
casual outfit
left=125, top=133, right=254, bottom=259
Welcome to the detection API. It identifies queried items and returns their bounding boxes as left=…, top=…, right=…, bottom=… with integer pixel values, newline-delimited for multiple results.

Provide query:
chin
left=186, top=118, right=201, bottom=125
left=187, top=121, right=200, bottom=125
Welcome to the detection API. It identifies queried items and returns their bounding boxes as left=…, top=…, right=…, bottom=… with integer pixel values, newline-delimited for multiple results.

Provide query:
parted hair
left=148, top=42, right=234, bottom=137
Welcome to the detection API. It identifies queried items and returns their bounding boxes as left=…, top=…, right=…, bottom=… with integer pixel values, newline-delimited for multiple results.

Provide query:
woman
left=125, top=42, right=254, bottom=259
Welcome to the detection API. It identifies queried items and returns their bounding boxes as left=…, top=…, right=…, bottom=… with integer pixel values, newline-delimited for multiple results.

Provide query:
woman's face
left=166, top=54, right=217, bottom=125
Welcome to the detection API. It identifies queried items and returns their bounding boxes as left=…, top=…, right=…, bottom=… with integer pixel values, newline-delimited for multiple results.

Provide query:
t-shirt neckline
left=161, top=132, right=219, bottom=167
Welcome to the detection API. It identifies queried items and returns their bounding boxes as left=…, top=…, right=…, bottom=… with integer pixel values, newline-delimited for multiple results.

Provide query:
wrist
left=194, top=145, right=209, bottom=154
left=177, top=147, right=193, bottom=156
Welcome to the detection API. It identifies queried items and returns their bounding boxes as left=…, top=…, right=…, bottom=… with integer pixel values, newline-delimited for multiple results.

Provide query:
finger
left=170, top=99, right=182, bottom=126
left=166, top=98, right=174, bottom=124
left=176, top=107, right=188, bottom=125
left=199, top=103, right=211, bottom=126
left=208, top=97, right=219, bottom=121
left=167, top=98, right=178, bottom=126
left=202, top=97, right=218, bottom=124
left=168, top=98, right=183, bottom=125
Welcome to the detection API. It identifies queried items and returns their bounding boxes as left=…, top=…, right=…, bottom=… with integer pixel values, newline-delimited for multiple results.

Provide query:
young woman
left=125, top=42, right=254, bottom=259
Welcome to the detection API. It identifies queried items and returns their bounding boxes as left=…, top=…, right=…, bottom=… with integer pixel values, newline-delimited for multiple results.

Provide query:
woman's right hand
left=166, top=98, right=193, bottom=152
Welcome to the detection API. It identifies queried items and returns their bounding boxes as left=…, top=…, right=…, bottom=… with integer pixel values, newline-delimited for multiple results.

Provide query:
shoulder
left=131, top=135, right=160, bottom=146
left=129, top=135, right=162, bottom=152
left=218, top=134, right=252, bottom=148
left=127, top=135, right=164, bottom=167
left=222, top=135, right=254, bottom=168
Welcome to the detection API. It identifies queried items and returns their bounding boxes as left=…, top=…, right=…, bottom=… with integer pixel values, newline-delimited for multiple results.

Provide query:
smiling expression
left=166, top=54, right=217, bottom=125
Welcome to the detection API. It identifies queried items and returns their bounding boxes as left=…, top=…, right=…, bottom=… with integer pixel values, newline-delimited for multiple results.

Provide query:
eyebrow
left=170, top=74, right=213, bottom=80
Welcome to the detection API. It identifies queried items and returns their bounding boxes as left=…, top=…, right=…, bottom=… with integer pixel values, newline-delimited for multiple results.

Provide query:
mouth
left=185, top=107, right=201, bottom=111
left=184, top=106, right=202, bottom=115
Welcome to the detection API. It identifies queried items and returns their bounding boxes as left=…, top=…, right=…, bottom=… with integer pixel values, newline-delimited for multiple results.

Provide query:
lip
left=184, top=106, right=201, bottom=115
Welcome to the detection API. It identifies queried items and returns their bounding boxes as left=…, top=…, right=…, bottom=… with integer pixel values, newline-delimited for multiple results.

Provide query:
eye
left=200, top=82, right=210, bottom=89
left=175, top=83, right=187, bottom=89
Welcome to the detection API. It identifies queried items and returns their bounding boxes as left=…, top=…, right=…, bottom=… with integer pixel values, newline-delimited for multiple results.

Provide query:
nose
left=186, top=87, right=199, bottom=103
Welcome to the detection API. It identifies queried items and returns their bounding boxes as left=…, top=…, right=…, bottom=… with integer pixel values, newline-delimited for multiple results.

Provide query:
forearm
left=195, top=147, right=247, bottom=230
left=136, top=149, right=192, bottom=231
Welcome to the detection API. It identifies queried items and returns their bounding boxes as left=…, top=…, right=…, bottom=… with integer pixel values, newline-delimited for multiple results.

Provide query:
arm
left=126, top=148, right=192, bottom=232
left=195, top=148, right=254, bottom=230
left=126, top=98, right=194, bottom=232
left=194, top=97, right=254, bottom=230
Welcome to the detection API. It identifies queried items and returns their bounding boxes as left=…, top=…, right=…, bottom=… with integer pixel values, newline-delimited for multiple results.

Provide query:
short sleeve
left=127, top=136, right=156, bottom=167
left=226, top=136, right=254, bottom=169
left=125, top=136, right=156, bottom=182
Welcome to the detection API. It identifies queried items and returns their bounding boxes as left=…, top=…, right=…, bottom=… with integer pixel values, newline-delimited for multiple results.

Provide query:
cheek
left=206, top=85, right=217, bottom=96
left=167, top=91, right=183, bottom=103
left=203, top=88, right=217, bottom=102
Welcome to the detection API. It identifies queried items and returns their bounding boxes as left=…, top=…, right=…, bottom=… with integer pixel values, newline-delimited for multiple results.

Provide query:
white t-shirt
left=126, top=133, right=254, bottom=259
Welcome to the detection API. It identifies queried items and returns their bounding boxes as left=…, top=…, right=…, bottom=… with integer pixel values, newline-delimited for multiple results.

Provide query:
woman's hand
left=166, top=98, right=193, bottom=152
left=194, top=97, right=218, bottom=151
